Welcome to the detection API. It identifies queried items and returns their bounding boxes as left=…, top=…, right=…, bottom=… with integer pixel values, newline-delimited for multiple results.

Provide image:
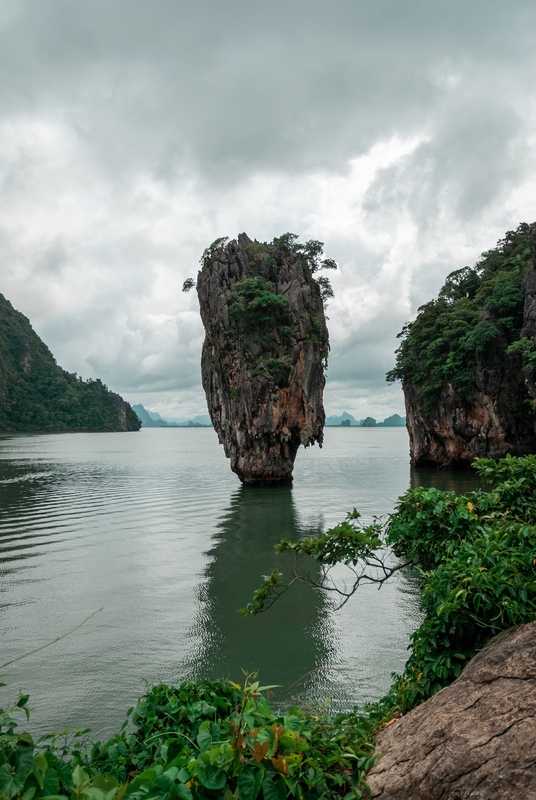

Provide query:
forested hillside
left=0, top=293, right=140, bottom=432
left=388, top=223, right=536, bottom=465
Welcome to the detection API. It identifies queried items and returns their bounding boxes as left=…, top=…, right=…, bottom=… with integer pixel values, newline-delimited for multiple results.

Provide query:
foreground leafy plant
left=0, top=675, right=376, bottom=800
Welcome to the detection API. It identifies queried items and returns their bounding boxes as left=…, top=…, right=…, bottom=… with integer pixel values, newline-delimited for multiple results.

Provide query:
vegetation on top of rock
left=0, top=293, right=140, bottom=432
left=184, top=233, right=337, bottom=311
left=227, top=276, right=293, bottom=334
left=386, top=223, right=533, bottom=416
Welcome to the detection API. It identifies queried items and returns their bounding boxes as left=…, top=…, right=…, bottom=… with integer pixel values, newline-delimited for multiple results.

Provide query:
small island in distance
left=133, top=405, right=406, bottom=429
left=132, top=404, right=212, bottom=428
left=325, top=412, right=406, bottom=427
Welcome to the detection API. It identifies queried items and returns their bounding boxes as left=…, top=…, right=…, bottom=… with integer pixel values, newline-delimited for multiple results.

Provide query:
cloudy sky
left=1, top=0, right=535, bottom=420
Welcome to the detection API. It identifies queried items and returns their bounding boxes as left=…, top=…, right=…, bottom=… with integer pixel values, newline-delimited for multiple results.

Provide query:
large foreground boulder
left=367, top=622, right=536, bottom=799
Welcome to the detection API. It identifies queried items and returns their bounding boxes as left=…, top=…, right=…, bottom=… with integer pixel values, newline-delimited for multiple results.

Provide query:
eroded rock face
left=405, top=224, right=536, bottom=466
left=196, top=234, right=329, bottom=484
left=404, top=355, right=535, bottom=467
left=367, top=622, right=536, bottom=800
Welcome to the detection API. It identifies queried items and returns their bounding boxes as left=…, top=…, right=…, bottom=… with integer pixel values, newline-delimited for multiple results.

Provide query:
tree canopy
left=386, top=223, right=533, bottom=415
left=0, top=293, right=140, bottom=432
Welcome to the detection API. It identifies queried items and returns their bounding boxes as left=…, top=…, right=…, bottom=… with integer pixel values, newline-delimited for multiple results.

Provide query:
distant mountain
left=325, top=412, right=362, bottom=426
left=188, top=415, right=212, bottom=426
left=132, top=405, right=212, bottom=428
left=325, top=411, right=406, bottom=427
left=361, top=414, right=407, bottom=428
left=0, top=293, right=140, bottom=432
left=131, top=405, right=169, bottom=427
left=378, top=413, right=406, bottom=427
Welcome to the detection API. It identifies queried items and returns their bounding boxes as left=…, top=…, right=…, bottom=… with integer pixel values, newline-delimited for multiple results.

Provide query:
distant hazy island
left=325, top=412, right=406, bottom=427
left=0, top=292, right=140, bottom=432
left=133, top=405, right=406, bottom=430
left=132, top=404, right=212, bottom=428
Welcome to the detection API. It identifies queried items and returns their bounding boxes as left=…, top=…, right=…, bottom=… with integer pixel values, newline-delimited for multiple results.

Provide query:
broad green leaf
left=261, top=774, right=286, bottom=800
left=72, top=766, right=88, bottom=788
left=42, top=768, right=60, bottom=797
left=237, top=767, right=263, bottom=800
left=196, top=765, right=227, bottom=791
left=285, top=716, right=302, bottom=733
left=197, top=728, right=212, bottom=751
left=16, top=749, right=35, bottom=781
left=176, top=784, right=193, bottom=800
left=0, top=763, right=25, bottom=798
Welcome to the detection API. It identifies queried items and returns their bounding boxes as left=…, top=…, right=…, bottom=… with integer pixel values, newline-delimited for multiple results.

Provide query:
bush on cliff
left=386, top=223, right=533, bottom=415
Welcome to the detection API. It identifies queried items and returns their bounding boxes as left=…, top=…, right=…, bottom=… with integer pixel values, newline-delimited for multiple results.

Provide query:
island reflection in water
left=182, top=485, right=334, bottom=707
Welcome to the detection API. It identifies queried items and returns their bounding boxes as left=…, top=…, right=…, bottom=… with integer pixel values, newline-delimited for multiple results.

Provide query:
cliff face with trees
left=388, top=223, right=536, bottom=466
left=194, top=233, right=332, bottom=484
left=0, top=293, right=140, bottom=432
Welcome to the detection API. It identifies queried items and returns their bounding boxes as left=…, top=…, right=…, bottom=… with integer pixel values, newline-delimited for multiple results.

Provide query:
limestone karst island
left=2, top=224, right=536, bottom=800
left=186, top=232, right=333, bottom=484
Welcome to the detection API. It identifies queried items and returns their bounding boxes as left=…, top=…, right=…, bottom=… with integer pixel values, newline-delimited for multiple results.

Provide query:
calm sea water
left=0, top=427, right=481, bottom=738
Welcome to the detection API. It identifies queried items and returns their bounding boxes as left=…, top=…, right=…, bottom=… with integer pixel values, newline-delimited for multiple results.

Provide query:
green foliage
left=1, top=677, right=377, bottom=800
left=249, top=358, right=292, bottom=380
left=461, top=320, right=500, bottom=353
left=0, top=294, right=140, bottom=433
left=387, top=223, right=533, bottom=416
left=275, top=511, right=382, bottom=568
left=244, top=454, right=536, bottom=723
left=374, top=453, right=536, bottom=714
left=200, top=238, right=229, bottom=265
left=272, top=234, right=336, bottom=301
left=313, top=277, right=334, bottom=305
left=387, top=487, right=485, bottom=570
left=378, top=517, right=536, bottom=714
left=227, top=278, right=292, bottom=333
left=506, top=337, right=536, bottom=371
left=182, top=279, right=196, bottom=293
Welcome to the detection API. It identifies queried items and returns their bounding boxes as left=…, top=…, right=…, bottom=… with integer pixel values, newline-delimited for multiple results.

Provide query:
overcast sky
left=1, top=0, right=535, bottom=420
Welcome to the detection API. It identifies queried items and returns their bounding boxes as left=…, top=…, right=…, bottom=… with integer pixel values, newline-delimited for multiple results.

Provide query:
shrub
left=0, top=677, right=377, bottom=800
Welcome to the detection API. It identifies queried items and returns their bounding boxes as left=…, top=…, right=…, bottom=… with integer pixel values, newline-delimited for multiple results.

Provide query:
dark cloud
left=2, top=0, right=533, bottom=180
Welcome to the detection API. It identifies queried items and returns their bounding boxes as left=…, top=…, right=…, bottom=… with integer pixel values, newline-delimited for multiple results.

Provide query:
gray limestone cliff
left=195, top=233, right=331, bottom=484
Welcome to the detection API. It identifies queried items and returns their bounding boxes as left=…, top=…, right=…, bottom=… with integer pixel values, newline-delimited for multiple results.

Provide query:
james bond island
left=185, top=233, right=335, bottom=484
left=388, top=222, right=536, bottom=466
